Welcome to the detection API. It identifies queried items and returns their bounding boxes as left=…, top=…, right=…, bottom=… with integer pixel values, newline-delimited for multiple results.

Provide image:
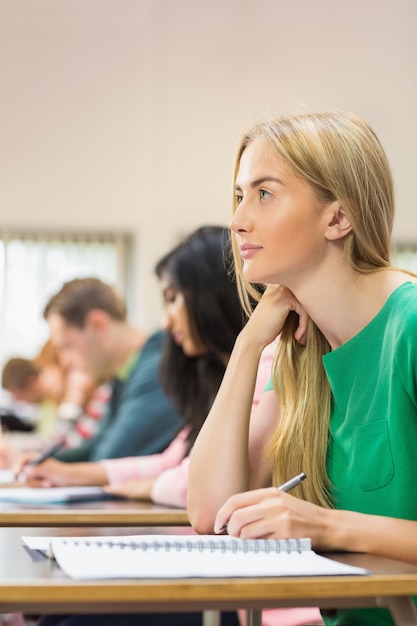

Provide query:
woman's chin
left=243, top=269, right=267, bottom=284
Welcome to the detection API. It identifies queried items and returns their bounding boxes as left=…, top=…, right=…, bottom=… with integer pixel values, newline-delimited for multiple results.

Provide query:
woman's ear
left=325, top=202, right=352, bottom=241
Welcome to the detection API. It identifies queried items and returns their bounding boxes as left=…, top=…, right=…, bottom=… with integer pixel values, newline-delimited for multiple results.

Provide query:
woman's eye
left=234, top=194, right=243, bottom=206
left=260, top=189, right=271, bottom=200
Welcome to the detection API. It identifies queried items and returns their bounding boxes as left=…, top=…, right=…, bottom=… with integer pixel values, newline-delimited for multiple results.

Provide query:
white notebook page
left=23, top=535, right=369, bottom=579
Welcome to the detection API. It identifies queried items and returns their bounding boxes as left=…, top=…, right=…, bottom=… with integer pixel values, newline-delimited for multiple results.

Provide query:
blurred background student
left=1, top=339, right=103, bottom=434
left=9, top=277, right=183, bottom=477
left=30, top=339, right=106, bottom=441
left=1, top=339, right=70, bottom=436
left=0, top=345, right=111, bottom=476
left=32, top=225, right=246, bottom=626
left=22, top=226, right=271, bottom=504
left=22, top=226, right=318, bottom=626
left=1, top=357, right=43, bottom=432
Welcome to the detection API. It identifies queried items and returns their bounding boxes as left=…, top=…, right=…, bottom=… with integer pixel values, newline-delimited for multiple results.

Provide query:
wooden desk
left=0, top=527, right=416, bottom=626
left=0, top=500, right=189, bottom=526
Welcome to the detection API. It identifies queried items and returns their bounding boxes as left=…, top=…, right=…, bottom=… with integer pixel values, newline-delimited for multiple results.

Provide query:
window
left=0, top=231, right=133, bottom=370
left=391, top=243, right=417, bottom=274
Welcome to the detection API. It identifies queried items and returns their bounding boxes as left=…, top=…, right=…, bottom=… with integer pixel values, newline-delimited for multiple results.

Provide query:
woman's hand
left=21, top=458, right=109, bottom=487
left=11, top=451, right=40, bottom=479
left=245, top=285, right=309, bottom=347
left=22, top=458, right=74, bottom=487
left=214, top=486, right=417, bottom=566
left=214, top=488, right=331, bottom=551
left=104, top=478, right=155, bottom=501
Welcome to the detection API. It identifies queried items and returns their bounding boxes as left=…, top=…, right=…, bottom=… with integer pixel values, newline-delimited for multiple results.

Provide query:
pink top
left=102, top=427, right=190, bottom=488
left=101, top=342, right=275, bottom=507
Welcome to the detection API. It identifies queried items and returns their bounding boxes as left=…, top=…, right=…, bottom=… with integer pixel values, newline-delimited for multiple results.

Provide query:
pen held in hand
left=277, top=472, right=306, bottom=493
left=216, top=472, right=307, bottom=534
left=16, top=437, right=66, bottom=483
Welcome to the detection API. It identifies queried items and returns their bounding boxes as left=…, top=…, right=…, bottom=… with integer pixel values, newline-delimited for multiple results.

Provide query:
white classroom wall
left=1, top=0, right=416, bottom=329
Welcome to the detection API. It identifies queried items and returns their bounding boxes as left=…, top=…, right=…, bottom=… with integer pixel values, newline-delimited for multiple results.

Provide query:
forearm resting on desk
left=327, top=508, right=417, bottom=566
left=24, top=458, right=108, bottom=487
left=104, top=477, right=155, bottom=501
left=104, top=457, right=190, bottom=507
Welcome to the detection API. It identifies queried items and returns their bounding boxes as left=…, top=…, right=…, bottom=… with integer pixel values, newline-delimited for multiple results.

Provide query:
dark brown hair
left=155, top=226, right=246, bottom=455
left=43, top=277, right=126, bottom=328
left=2, top=357, right=39, bottom=390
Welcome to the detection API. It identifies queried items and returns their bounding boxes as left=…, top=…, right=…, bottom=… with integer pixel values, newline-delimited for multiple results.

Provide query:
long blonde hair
left=231, top=110, right=395, bottom=507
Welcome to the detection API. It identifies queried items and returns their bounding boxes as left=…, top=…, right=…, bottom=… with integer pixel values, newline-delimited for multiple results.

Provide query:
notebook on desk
left=0, top=485, right=111, bottom=504
left=22, top=534, right=369, bottom=579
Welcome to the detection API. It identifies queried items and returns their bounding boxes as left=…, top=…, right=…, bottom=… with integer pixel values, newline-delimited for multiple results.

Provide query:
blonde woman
left=188, top=110, right=417, bottom=626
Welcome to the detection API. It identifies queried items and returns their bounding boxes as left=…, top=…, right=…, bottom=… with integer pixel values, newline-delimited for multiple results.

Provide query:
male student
left=40, top=277, right=182, bottom=462
left=1, top=358, right=41, bottom=431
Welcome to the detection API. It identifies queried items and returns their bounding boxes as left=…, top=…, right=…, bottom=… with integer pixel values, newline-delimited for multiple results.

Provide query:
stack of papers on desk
left=0, top=485, right=109, bottom=504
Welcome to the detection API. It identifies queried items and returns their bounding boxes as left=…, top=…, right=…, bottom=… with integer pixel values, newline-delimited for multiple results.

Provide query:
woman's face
left=230, top=138, right=331, bottom=289
left=160, top=277, right=207, bottom=357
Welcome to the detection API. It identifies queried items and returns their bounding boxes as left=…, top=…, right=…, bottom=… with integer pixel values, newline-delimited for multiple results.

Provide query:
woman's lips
left=240, top=244, right=262, bottom=259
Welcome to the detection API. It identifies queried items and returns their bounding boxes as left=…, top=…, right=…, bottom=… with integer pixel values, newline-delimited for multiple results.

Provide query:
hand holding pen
left=215, top=472, right=307, bottom=534
left=16, top=437, right=66, bottom=483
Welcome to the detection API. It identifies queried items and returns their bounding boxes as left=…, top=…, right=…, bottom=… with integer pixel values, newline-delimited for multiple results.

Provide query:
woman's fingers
left=214, top=487, right=325, bottom=543
left=214, top=487, right=280, bottom=534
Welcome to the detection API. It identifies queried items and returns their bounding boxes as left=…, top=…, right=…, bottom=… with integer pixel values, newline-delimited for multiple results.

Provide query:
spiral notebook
left=22, top=534, right=369, bottom=579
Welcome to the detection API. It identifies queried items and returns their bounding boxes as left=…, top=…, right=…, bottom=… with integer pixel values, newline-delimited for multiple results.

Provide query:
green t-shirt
left=266, top=282, right=417, bottom=626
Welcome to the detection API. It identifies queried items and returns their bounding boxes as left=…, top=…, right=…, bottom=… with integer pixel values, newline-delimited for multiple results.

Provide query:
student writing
left=34, top=226, right=254, bottom=626
left=13, top=277, right=182, bottom=478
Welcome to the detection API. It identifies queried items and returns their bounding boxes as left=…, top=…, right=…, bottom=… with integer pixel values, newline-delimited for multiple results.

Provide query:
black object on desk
left=0, top=409, right=34, bottom=432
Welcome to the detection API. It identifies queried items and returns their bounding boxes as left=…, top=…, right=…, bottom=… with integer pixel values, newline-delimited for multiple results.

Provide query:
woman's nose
left=161, top=310, right=171, bottom=331
left=230, top=205, right=251, bottom=233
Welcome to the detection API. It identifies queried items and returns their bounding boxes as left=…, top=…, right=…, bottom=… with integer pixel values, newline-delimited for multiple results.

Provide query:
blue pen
left=16, top=437, right=66, bottom=483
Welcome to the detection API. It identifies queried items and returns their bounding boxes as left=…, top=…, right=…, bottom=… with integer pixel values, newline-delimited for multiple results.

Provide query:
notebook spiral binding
left=63, top=537, right=311, bottom=554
